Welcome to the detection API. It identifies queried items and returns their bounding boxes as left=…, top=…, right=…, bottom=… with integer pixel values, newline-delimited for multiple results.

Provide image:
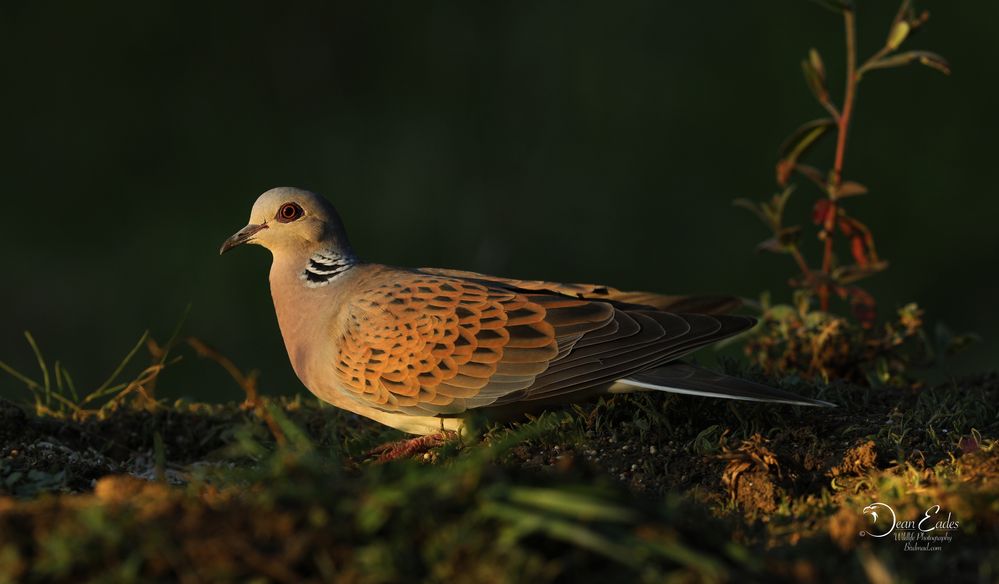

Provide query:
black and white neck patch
left=301, top=250, right=354, bottom=288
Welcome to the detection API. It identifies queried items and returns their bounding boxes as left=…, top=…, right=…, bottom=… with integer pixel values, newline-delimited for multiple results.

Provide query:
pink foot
left=366, top=431, right=459, bottom=463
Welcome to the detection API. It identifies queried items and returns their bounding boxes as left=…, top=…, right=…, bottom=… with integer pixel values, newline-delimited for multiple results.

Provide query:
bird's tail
left=613, top=363, right=835, bottom=407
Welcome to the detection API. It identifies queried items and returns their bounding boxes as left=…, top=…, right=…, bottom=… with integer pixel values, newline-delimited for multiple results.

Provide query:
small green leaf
left=860, top=50, right=951, bottom=78
left=776, top=119, right=836, bottom=185
left=886, top=21, right=910, bottom=50
left=809, top=48, right=826, bottom=82
left=773, top=186, right=795, bottom=218
left=915, top=51, right=952, bottom=75
left=801, top=52, right=829, bottom=104
left=692, top=424, right=721, bottom=454
left=756, top=227, right=802, bottom=255
left=831, top=261, right=889, bottom=285
left=733, top=198, right=773, bottom=230
left=735, top=187, right=796, bottom=234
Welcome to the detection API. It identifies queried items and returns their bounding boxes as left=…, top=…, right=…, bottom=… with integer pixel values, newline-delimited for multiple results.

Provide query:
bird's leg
left=366, top=430, right=459, bottom=463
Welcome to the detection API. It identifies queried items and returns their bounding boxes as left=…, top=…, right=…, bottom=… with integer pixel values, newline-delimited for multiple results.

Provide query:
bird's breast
left=269, top=267, right=324, bottom=381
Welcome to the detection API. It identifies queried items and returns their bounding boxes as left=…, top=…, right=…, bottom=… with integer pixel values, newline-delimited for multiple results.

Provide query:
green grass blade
left=48, top=392, right=82, bottom=413
left=91, top=331, right=149, bottom=396
left=81, top=383, right=130, bottom=405
left=479, top=500, right=640, bottom=567
left=54, top=360, right=63, bottom=394
left=158, top=304, right=192, bottom=365
left=505, top=487, right=637, bottom=523
left=23, top=332, right=50, bottom=406
left=60, top=367, right=79, bottom=403
left=264, top=400, right=316, bottom=452
left=0, top=360, right=42, bottom=392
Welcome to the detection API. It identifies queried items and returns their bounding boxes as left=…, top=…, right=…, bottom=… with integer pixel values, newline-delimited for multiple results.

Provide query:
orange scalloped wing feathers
left=333, top=273, right=613, bottom=415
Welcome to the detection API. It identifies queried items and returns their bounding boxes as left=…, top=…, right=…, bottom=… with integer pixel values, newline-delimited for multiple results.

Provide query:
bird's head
left=219, top=187, right=352, bottom=257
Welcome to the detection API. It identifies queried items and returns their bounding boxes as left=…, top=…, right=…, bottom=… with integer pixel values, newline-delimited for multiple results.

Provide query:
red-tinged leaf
left=843, top=286, right=877, bottom=328
left=836, top=181, right=868, bottom=197
left=851, top=235, right=869, bottom=268
left=854, top=305, right=877, bottom=329
left=776, top=159, right=795, bottom=187
left=960, top=436, right=980, bottom=454
left=776, top=119, right=836, bottom=186
left=812, top=199, right=833, bottom=226
left=842, top=215, right=882, bottom=263
left=911, top=9, right=930, bottom=29
left=837, top=216, right=855, bottom=236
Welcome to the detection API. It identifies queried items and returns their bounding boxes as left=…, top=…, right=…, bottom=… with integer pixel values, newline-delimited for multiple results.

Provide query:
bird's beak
left=219, top=223, right=268, bottom=255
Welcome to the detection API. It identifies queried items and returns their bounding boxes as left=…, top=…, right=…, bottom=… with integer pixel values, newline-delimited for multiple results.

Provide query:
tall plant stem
left=819, top=8, right=858, bottom=311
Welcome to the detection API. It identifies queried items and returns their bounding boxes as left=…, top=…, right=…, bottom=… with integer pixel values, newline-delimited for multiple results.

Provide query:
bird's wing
left=332, top=268, right=753, bottom=417
left=418, top=267, right=742, bottom=314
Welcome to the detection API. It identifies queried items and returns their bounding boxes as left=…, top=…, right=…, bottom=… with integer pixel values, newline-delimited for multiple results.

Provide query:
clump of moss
left=742, top=294, right=967, bottom=385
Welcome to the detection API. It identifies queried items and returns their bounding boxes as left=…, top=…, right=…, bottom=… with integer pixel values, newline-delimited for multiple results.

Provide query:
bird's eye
left=276, top=202, right=304, bottom=223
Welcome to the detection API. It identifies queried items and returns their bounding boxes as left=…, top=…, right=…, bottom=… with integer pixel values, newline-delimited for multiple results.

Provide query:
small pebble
left=649, top=446, right=657, bottom=455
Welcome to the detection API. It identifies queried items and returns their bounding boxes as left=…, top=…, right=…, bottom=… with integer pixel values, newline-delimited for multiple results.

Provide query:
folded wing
left=332, top=268, right=807, bottom=417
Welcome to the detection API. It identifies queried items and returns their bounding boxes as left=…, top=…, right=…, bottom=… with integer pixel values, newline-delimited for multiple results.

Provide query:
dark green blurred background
left=2, top=1, right=995, bottom=402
